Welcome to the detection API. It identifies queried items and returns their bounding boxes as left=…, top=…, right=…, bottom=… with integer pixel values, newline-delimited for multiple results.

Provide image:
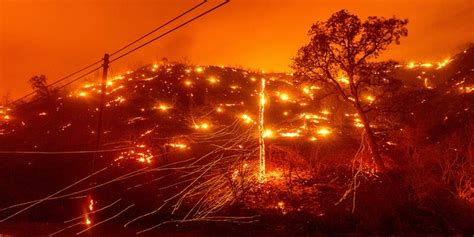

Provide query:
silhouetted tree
left=29, top=74, right=51, bottom=99
left=1, top=92, right=11, bottom=106
left=292, top=10, right=408, bottom=172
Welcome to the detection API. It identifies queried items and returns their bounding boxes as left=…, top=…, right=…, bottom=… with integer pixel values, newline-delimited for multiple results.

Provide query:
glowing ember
left=158, top=104, right=170, bottom=111
left=83, top=83, right=94, bottom=88
left=316, top=127, right=331, bottom=136
left=88, top=199, right=94, bottom=211
left=366, top=95, right=375, bottom=102
left=279, top=93, right=290, bottom=101
left=167, top=143, right=188, bottom=149
left=303, top=86, right=311, bottom=95
left=263, top=129, right=274, bottom=138
left=436, top=58, right=452, bottom=69
left=195, top=66, right=204, bottom=73
left=354, top=118, right=364, bottom=128
left=338, top=76, right=350, bottom=84
left=279, top=132, right=301, bottom=138
left=459, top=86, right=474, bottom=93
left=241, top=114, right=254, bottom=124
left=207, top=77, right=219, bottom=84
left=194, top=122, right=210, bottom=130
left=200, top=123, right=209, bottom=129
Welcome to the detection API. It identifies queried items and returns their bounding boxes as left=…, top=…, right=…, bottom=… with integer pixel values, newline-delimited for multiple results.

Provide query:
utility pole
left=258, top=78, right=266, bottom=183
left=93, top=53, right=109, bottom=171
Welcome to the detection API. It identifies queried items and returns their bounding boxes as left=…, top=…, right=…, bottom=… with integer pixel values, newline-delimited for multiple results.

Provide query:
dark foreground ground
left=0, top=221, right=321, bottom=237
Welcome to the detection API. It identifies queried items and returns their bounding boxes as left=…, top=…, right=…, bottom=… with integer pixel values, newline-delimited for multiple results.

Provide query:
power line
left=110, top=0, right=207, bottom=57
left=7, top=1, right=209, bottom=106
left=52, top=0, right=226, bottom=93
left=52, top=1, right=208, bottom=91
left=0, top=147, right=131, bottom=155
left=55, top=65, right=104, bottom=90
left=6, top=60, right=103, bottom=106
left=1, top=1, right=229, bottom=155
left=110, top=0, right=230, bottom=64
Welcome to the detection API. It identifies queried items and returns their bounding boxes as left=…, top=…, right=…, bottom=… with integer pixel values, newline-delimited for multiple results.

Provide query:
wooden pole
left=93, top=53, right=109, bottom=171
left=258, top=78, right=266, bottom=183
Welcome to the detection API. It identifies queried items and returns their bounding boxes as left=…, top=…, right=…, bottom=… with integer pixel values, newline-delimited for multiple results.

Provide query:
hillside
left=0, top=46, right=473, bottom=235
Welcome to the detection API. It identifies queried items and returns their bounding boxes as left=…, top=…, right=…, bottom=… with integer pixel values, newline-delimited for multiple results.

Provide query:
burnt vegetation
left=0, top=10, right=473, bottom=236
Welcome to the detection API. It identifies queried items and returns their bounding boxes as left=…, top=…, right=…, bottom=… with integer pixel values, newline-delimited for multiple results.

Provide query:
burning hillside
left=1, top=46, right=473, bottom=157
left=0, top=46, right=473, bottom=235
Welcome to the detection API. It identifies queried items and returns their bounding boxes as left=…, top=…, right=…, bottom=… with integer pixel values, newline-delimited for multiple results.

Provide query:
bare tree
left=1, top=92, right=11, bottom=106
left=29, top=75, right=51, bottom=99
left=292, top=10, right=408, bottom=172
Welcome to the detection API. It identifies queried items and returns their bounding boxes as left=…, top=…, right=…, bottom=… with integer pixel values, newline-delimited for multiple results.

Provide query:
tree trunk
left=355, top=106, right=386, bottom=172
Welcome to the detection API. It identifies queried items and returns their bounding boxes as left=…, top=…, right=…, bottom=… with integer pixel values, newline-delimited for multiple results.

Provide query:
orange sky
left=1, top=0, right=473, bottom=100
